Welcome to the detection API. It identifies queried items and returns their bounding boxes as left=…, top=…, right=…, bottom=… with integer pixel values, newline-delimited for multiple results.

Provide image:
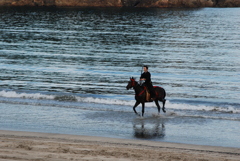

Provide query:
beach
left=0, top=130, right=239, bottom=161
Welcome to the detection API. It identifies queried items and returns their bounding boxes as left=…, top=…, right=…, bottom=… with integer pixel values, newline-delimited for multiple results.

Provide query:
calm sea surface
left=0, top=7, right=239, bottom=148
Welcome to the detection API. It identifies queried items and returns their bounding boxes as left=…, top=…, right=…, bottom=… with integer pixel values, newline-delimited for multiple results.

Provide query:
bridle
left=130, top=78, right=136, bottom=87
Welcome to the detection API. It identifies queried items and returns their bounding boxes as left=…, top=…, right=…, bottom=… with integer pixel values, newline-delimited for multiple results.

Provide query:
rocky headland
left=0, top=0, right=239, bottom=7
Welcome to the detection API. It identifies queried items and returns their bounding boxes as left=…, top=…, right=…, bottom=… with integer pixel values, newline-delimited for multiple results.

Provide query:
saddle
left=138, top=85, right=157, bottom=102
left=145, top=87, right=152, bottom=102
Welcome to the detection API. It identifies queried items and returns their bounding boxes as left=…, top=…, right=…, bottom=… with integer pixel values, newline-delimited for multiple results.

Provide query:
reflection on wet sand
left=133, top=117, right=165, bottom=139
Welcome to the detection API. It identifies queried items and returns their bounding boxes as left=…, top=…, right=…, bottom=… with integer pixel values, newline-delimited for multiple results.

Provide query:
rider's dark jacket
left=140, top=72, right=151, bottom=85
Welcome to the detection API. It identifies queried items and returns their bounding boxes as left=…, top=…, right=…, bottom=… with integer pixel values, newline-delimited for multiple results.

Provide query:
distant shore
left=0, top=130, right=239, bottom=161
left=0, top=0, right=240, bottom=8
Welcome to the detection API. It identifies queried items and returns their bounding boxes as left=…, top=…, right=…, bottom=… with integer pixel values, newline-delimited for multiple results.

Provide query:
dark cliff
left=0, top=0, right=239, bottom=7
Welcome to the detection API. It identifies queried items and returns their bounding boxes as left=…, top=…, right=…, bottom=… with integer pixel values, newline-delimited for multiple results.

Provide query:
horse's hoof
left=163, top=108, right=166, bottom=113
left=135, top=113, right=140, bottom=117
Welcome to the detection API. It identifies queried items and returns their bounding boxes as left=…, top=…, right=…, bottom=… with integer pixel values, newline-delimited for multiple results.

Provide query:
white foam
left=76, top=96, right=134, bottom=106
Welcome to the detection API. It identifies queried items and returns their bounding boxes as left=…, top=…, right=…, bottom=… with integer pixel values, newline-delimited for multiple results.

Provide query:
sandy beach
left=0, top=130, right=239, bottom=161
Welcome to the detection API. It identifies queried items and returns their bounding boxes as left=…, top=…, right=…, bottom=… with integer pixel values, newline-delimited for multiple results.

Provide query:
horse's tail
left=162, top=88, right=166, bottom=99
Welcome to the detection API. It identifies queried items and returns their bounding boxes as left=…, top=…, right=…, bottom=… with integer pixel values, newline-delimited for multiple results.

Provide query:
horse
left=126, top=77, right=166, bottom=117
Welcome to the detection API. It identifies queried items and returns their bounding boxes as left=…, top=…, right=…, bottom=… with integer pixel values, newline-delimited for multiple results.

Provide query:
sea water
left=0, top=7, right=239, bottom=148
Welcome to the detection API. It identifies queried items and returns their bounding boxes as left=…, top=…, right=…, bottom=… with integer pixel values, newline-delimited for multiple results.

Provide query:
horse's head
left=126, top=77, right=137, bottom=90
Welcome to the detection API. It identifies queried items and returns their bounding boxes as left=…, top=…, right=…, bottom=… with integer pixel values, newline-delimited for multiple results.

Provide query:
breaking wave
left=0, top=90, right=239, bottom=114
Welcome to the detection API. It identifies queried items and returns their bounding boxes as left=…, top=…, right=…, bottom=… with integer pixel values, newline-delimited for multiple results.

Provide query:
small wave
left=211, top=106, right=238, bottom=113
left=166, top=102, right=240, bottom=114
left=0, top=90, right=239, bottom=114
left=179, top=114, right=240, bottom=121
left=54, top=95, right=78, bottom=102
left=0, top=90, right=55, bottom=100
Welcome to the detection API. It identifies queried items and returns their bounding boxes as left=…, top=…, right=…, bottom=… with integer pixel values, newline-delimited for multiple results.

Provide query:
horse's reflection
left=133, top=118, right=165, bottom=139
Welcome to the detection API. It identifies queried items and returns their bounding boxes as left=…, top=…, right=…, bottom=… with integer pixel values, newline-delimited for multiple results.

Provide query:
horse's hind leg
left=155, top=100, right=161, bottom=114
left=133, top=101, right=140, bottom=116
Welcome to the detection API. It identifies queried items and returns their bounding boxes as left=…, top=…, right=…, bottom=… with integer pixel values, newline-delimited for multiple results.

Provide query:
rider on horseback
left=140, top=65, right=156, bottom=100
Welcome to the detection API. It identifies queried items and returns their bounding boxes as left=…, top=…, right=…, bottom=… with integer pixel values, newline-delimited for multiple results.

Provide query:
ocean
left=0, top=7, right=239, bottom=148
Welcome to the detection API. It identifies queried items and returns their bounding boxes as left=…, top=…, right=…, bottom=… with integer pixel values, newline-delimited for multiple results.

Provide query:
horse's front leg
left=162, top=99, right=166, bottom=113
left=133, top=101, right=140, bottom=116
left=141, top=102, right=145, bottom=117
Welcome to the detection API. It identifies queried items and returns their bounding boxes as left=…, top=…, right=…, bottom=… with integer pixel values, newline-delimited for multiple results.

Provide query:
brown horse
left=126, top=77, right=166, bottom=117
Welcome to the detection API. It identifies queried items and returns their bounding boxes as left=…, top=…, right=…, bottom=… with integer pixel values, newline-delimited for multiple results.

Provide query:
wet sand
left=0, top=130, right=239, bottom=161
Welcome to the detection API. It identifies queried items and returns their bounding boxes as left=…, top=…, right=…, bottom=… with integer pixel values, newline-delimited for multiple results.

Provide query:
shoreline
left=0, top=130, right=239, bottom=161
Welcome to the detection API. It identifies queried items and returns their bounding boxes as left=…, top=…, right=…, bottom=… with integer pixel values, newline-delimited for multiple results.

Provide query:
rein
left=137, top=86, right=146, bottom=96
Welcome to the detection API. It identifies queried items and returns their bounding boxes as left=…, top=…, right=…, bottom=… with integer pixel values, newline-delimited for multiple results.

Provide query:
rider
left=140, top=65, right=156, bottom=100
